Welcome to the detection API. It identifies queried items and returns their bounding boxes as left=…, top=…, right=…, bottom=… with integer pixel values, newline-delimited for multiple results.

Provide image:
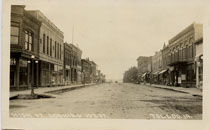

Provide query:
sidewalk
left=10, top=83, right=96, bottom=98
left=142, top=83, right=202, bottom=97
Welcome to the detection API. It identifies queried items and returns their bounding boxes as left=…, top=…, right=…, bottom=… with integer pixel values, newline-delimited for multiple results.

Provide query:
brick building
left=136, top=56, right=152, bottom=83
left=27, top=10, right=64, bottom=87
left=63, top=42, right=72, bottom=85
left=195, top=37, right=203, bottom=89
left=166, top=23, right=203, bottom=87
left=90, top=61, right=97, bottom=83
left=151, top=50, right=163, bottom=84
left=10, top=5, right=41, bottom=90
left=81, top=59, right=91, bottom=84
left=68, top=44, right=82, bottom=84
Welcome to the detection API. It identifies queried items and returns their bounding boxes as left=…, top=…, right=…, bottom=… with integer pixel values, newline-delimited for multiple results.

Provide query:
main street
left=10, top=83, right=202, bottom=119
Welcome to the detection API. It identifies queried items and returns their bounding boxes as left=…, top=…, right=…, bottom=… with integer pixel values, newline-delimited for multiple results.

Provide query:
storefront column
left=27, top=60, right=31, bottom=89
left=39, top=61, right=42, bottom=87
left=196, top=62, right=200, bottom=88
left=49, top=64, right=52, bottom=87
left=16, top=58, right=20, bottom=90
left=35, top=61, right=39, bottom=87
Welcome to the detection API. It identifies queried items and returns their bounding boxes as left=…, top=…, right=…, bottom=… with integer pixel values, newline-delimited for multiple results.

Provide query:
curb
left=44, top=83, right=97, bottom=94
left=142, top=83, right=202, bottom=97
left=10, top=83, right=98, bottom=99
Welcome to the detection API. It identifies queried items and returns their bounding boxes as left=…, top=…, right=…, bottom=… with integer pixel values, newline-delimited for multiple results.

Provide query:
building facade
left=195, top=37, right=203, bottom=89
left=151, top=50, right=163, bottom=84
left=10, top=5, right=41, bottom=90
left=81, top=59, right=91, bottom=84
left=90, top=61, right=97, bottom=83
left=161, top=43, right=170, bottom=85
left=68, top=44, right=82, bottom=84
left=136, top=56, right=152, bottom=83
left=63, top=42, right=72, bottom=85
left=76, top=47, right=82, bottom=84
left=27, top=10, right=64, bottom=87
left=167, top=23, right=203, bottom=87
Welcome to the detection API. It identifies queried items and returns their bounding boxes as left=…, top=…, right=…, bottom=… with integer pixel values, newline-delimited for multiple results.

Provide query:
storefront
left=195, top=55, right=203, bottom=89
left=169, top=62, right=195, bottom=87
left=10, top=56, right=39, bottom=91
left=64, top=65, right=71, bottom=85
left=152, top=71, right=160, bottom=84
left=158, top=69, right=168, bottom=85
left=39, top=61, right=64, bottom=87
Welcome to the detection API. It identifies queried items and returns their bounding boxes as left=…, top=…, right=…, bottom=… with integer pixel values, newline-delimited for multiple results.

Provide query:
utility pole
left=72, top=25, right=74, bottom=44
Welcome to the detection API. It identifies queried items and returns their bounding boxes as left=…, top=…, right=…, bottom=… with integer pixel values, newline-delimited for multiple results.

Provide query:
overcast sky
left=23, top=0, right=207, bottom=80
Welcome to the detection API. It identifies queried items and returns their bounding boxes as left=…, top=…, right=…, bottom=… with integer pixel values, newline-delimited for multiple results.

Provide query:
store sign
left=65, top=65, right=70, bottom=69
left=178, top=77, right=182, bottom=84
left=169, top=66, right=174, bottom=71
left=10, top=58, right=16, bottom=65
left=181, top=74, right=186, bottom=80
left=19, top=59, right=27, bottom=67
left=197, top=62, right=201, bottom=67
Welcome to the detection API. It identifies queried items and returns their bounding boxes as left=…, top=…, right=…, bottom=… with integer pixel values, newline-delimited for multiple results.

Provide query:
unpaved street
left=10, top=83, right=202, bottom=119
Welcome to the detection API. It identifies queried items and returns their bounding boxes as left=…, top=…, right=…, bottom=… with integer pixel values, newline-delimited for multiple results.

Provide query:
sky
left=23, top=0, right=208, bottom=81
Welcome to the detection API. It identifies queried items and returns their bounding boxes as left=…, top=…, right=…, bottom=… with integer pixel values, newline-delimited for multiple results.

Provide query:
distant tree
left=123, top=66, right=138, bottom=83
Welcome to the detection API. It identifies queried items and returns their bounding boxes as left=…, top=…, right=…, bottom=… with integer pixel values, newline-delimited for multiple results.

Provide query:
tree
left=123, top=66, right=138, bottom=83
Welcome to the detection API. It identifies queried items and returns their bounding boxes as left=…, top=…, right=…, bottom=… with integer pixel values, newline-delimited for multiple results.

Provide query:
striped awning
left=159, top=69, right=168, bottom=74
left=141, top=73, right=147, bottom=77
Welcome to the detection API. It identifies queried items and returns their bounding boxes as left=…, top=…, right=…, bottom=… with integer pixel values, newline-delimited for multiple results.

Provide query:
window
left=55, top=41, right=57, bottom=58
left=11, top=26, right=19, bottom=44
left=24, top=30, right=33, bottom=51
left=43, top=34, right=46, bottom=53
left=58, top=43, right=60, bottom=59
left=47, top=36, right=49, bottom=55
left=60, top=44, right=62, bottom=60
left=50, top=38, right=52, bottom=56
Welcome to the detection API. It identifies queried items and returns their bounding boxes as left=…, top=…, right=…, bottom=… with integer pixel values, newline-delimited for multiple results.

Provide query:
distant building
left=136, top=56, right=152, bottom=83
left=10, top=5, right=41, bottom=90
left=81, top=59, right=91, bottom=83
left=76, top=46, right=82, bottom=84
left=161, top=43, right=170, bottom=85
left=151, top=50, right=163, bottom=84
left=63, top=42, right=72, bottom=85
left=66, top=43, right=82, bottom=84
left=89, top=61, right=97, bottom=83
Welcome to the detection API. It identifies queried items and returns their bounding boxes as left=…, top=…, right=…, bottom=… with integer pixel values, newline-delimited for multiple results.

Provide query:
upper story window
left=24, top=30, right=33, bottom=51
left=11, top=26, right=19, bottom=45
left=50, top=38, right=52, bottom=57
left=55, top=41, right=57, bottom=58
left=43, top=34, right=46, bottom=53
left=47, top=36, right=49, bottom=55
left=57, top=43, right=60, bottom=59
left=60, top=44, right=62, bottom=60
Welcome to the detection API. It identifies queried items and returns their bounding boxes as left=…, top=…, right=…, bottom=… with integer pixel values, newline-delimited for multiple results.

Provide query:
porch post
left=16, top=58, right=20, bottom=90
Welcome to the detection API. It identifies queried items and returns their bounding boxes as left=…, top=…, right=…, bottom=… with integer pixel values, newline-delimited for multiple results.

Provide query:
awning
left=153, top=71, right=160, bottom=75
left=159, top=69, right=168, bottom=74
left=141, top=73, right=147, bottom=77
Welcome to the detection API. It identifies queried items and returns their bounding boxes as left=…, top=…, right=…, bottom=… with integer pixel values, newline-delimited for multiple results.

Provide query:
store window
left=10, top=58, right=16, bottom=86
left=24, top=30, right=33, bottom=51
left=19, top=59, right=28, bottom=86
left=11, top=25, right=19, bottom=45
